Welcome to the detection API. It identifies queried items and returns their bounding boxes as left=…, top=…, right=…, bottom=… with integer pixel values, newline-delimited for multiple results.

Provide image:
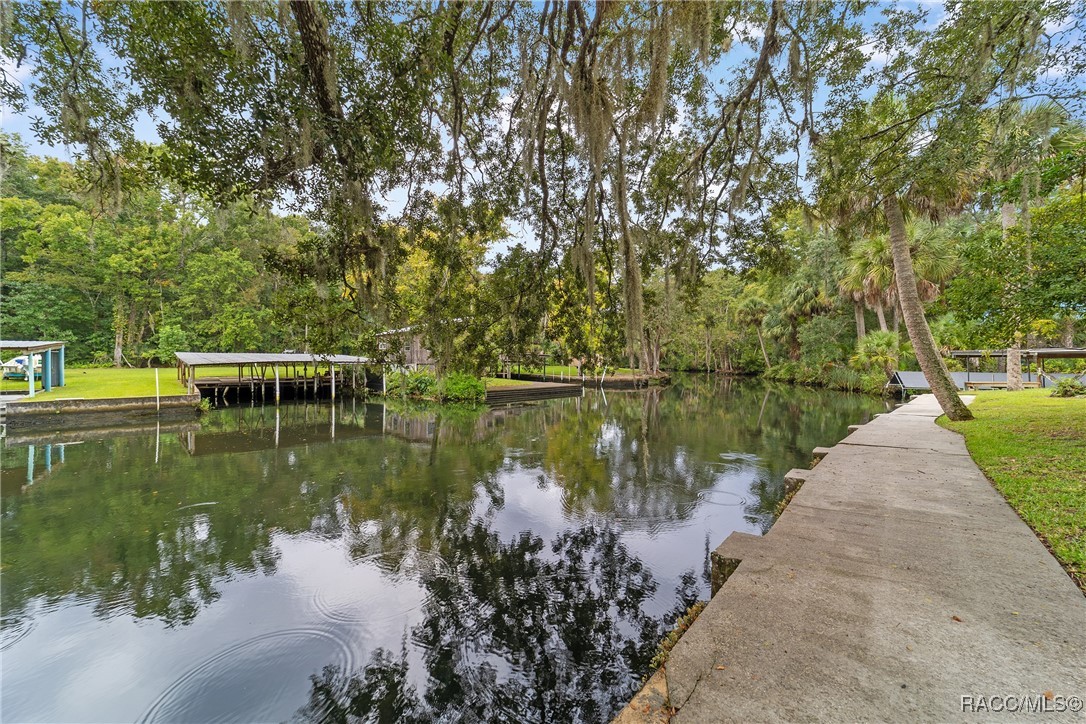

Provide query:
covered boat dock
left=892, top=346, right=1086, bottom=391
left=175, top=352, right=372, bottom=404
left=0, top=340, right=67, bottom=398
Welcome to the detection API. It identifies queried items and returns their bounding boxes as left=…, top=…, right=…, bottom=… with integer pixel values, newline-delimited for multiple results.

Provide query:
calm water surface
left=1, top=377, right=886, bottom=722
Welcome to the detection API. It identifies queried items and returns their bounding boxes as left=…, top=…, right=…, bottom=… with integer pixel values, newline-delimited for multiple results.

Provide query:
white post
left=27, top=353, right=35, bottom=398
left=331, top=364, right=336, bottom=401
left=155, top=368, right=161, bottom=412
left=274, top=365, right=281, bottom=405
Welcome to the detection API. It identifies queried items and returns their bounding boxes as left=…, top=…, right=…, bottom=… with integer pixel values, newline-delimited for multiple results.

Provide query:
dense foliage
left=2, top=1, right=1084, bottom=401
left=0, top=135, right=333, bottom=363
left=638, top=188, right=1085, bottom=387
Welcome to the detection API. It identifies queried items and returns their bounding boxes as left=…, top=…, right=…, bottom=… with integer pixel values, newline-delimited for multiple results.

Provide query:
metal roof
left=890, top=370, right=1078, bottom=390
left=949, top=347, right=1086, bottom=359
left=0, top=340, right=66, bottom=353
left=175, top=352, right=371, bottom=366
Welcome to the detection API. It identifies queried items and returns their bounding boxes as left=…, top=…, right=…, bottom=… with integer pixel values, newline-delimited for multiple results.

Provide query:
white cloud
left=2, top=57, right=33, bottom=85
left=859, top=39, right=893, bottom=68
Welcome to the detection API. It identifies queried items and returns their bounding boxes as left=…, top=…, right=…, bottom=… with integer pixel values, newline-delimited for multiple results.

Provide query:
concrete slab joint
left=782, top=468, right=810, bottom=495
left=710, top=532, right=765, bottom=596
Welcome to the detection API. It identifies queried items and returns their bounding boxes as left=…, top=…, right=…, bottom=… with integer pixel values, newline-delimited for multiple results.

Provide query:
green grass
left=483, top=377, right=535, bottom=388
left=513, top=364, right=639, bottom=376
left=940, top=389, right=1086, bottom=591
left=9, top=367, right=188, bottom=401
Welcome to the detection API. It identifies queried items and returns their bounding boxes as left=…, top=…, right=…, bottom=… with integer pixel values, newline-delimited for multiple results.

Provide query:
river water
left=0, top=376, right=886, bottom=722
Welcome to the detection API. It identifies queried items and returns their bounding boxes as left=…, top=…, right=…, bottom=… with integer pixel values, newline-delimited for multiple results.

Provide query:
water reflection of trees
left=1, top=382, right=884, bottom=631
left=297, top=523, right=666, bottom=723
left=1, top=380, right=886, bottom=719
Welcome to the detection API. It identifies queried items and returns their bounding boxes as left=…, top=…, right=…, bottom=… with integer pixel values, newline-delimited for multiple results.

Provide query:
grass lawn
left=9, top=367, right=188, bottom=401
left=513, top=364, right=638, bottom=376
left=940, top=389, right=1086, bottom=591
left=483, top=377, right=534, bottom=388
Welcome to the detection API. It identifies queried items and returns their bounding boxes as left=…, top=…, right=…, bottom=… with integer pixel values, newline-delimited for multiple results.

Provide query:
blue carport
left=0, top=340, right=66, bottom=398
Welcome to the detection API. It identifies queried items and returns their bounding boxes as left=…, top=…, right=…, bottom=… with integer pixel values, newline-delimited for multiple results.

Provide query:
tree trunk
left=1000, top=201, right=1016, bottom=235
left=892, top=299, right=901, bottom=335
left=614, top=133, right=647, bottom=370
left=853, top=300, right=866, bottom=340
left=883, top=193, right=972, bottom=421
left=1006, top=340, right=1023, bottom=391
left=874, top=300, right=888, bottom=332
left=1061, top=316, right=1075, bottom=347
left=113, top=300, right=126, bottom=368
left=756, top=327, right=771, bottom=369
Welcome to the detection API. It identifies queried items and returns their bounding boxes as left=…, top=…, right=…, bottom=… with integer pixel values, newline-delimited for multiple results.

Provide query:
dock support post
left=156, top=368, right=161, bottom=412
left=42, top=350, right=52, bottom=392
left=331, top=364, right=336, bottom=401
left=58, top=346, right=65, bottom=386
left=274, top=365, right=281, bottom=406
left=27, top=353, right=35, bottom=398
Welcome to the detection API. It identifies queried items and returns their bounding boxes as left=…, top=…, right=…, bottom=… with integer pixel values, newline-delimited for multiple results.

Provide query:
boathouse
left=175, top=351, right=372, bottom=404
left=0, top=340, right=67, bottom=397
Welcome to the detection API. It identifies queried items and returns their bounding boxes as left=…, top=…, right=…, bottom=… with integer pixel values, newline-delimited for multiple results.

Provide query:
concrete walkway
left=655, top=395, right=1085, bottom=722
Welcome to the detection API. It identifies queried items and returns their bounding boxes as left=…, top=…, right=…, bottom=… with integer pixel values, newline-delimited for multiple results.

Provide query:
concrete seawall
left=5, top=394, right=202, bottom=430
left=619, top=394, right=1085, bottom=723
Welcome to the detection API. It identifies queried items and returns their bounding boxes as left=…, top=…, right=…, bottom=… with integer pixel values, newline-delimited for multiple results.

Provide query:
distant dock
left=484, top=381, right=582, bottom=405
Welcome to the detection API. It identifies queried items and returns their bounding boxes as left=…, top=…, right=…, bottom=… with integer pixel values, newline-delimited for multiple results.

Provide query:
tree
left=735, top=284, right=772, bottom=370
left=815, top=1, right=1083, bottom=420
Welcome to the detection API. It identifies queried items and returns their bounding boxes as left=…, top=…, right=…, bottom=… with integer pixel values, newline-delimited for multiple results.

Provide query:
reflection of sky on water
left=0, top=377, right=887, bottom=722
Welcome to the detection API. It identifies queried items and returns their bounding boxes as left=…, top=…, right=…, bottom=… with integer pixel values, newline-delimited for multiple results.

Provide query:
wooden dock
left=176, top=351, right=373, bottom=405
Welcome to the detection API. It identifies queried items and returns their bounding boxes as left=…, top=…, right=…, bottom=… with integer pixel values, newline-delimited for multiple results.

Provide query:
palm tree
left=842, top=234, right=894, bottom=332
left=734, top=284, right=771, bottom=370
left=842, top=222, right=957, bottom=337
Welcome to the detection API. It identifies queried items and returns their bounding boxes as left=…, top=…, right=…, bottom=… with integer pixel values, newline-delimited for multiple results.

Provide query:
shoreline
left=617, top=394, right=1085, bottom=722
left=3, top=394, right=203, bottom=431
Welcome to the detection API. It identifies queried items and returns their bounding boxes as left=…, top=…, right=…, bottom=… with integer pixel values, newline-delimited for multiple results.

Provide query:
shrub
left=850, top=330, right=911, bottom=377
left=1051, top=377, right=1086, bottom=398
left=828, top=366, right=864, bottom=392
left=437, top=372, right=485, bottom=404
left=386, top=369, right=438, bottom=398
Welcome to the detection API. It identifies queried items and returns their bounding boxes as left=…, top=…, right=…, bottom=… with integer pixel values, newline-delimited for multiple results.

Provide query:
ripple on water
left=308, top=549, right=453, bottom=626
left=0, top=619, right=36, bottom=651
left=695, top=489, right=748, bottom=507
left=139, top=627, right=355, bottom=724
